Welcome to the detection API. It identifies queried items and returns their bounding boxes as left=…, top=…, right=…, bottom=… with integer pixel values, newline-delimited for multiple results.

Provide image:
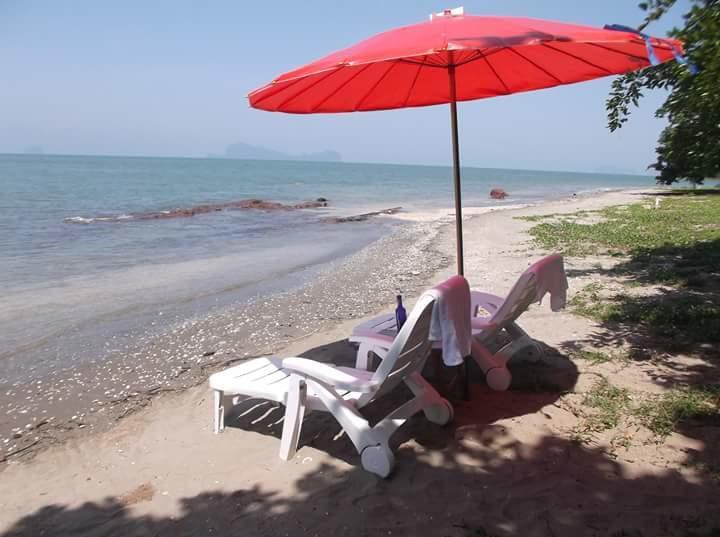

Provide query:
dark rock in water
left=490, top=188, right=508, bottom=200
left=64, top=198, right=331, bottom=224
left=293, top=199, right=328, bottom=209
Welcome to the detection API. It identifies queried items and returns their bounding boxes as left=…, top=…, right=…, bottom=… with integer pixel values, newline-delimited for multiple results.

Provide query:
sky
left=0, top=0, right=691, bottom=173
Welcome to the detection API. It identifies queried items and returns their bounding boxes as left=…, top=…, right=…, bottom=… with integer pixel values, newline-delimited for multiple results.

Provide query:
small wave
left=64, top=215, right=133, bottom=224
left=64, top=216, right=96, bottom=224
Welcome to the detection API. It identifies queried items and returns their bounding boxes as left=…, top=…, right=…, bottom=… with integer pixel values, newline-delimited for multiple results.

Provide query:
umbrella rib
left=275, top=67, right=346, bottom=110
left=426, top=54, right=449, bottom=67
left=453, top=50, right=485, bottom=68
left=354, top=61, right=398, bottom=110
left=397, top=56, right=447, bottom=68
left=307, top=63, right=374, bottom=113
left=506, top=47, right=564, bottom=84
left=587, top=42, right=649, bottom=63
left=541, top=43, right=614, bottom=75
left=479, top=48, right=512, bottom=94
left=250, top=75, right=311, bottom=107
left=401, top=56, right=426, bottom=108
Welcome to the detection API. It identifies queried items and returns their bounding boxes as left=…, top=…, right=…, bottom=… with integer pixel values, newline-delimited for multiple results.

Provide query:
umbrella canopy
left=249, top=9, right=683, bottom=273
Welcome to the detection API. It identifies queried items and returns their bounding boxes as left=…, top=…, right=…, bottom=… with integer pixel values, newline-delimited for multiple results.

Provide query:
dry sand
left=1, top=189, right=718, bottom=537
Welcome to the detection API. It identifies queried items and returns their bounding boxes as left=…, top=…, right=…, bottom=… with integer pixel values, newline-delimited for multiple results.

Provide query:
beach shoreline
left=0, top=186, right=650, bottom=467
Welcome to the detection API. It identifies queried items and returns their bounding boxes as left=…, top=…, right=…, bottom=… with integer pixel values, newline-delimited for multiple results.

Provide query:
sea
left=0, top=154, right=654, bottom=383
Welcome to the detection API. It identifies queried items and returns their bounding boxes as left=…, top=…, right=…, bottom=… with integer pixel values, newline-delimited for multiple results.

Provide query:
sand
left=1, top=189, right=718, bottom=537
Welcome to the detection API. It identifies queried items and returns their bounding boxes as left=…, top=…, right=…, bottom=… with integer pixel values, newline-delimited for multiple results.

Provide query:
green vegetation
left=572, top=349, right=614, bottom=365
left=569, top=283, right=720, bottom=343
left=581, top=379, right=631, bottom=432
left=529, top=193, right=720, bottom=453
left=636, top=386, right=720, bottom=437
left=569, top=283, right=617, bottom=319
left=527, top=194, right=720, bottom=257
left=572, top=380, right=719, bottom=444
left=571, top=378, right=633, bottom=447
left=571, top=348, right=628, bottom=365
left=606, top=1, right=720, bottom=184
left=527, top=194, right=720, bottom=346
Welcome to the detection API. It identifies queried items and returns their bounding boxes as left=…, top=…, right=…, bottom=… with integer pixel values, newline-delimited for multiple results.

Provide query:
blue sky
left=0, top=0, right=690, bottom=173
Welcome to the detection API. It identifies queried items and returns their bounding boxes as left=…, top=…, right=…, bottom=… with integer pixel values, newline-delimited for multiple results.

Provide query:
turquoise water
left=0, top=154, right=653, bottom=380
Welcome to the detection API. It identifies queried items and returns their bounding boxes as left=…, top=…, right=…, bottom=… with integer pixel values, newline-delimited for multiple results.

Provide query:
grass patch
left=582, top=379, right=631, bottom=431
left=635, top=386, right=720, bottom=438
left=516, top=210, right=593, bottom=223
left=573, top=349, right=614, bottom=364
left=569, top=282, right=614, bottom=319
left=572, top=379, right=632, bottom=444
left=570, top=284, right=720, bottom=343
left=572, top=348, right=628, bottom=365
left=527, top=194, right=720, bottom=258
left=516, top=213, right=556, bottom=222
left=571, top=381, right=719, bottom=445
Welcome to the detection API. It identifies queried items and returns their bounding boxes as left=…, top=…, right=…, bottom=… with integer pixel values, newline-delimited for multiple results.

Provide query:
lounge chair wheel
left=486, top=366, right=512, bottom=392
left=424, top=398, right=454, bottom=425
left=361, top=444, right=395, bottom=478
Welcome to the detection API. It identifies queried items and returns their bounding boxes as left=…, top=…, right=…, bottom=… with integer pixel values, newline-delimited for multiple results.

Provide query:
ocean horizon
left=2, top=150, right=652, bottom=177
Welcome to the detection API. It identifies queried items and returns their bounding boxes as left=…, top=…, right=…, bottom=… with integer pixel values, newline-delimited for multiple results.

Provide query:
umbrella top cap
left=430, top=6, right=464, bottom=21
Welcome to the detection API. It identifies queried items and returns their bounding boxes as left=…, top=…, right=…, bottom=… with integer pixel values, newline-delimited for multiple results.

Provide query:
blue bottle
left=395, top=294, right=407, bottom=331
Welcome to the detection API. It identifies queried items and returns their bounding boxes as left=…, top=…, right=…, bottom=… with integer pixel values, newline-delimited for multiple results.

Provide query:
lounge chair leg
left=403, top=373, right=453, bottom=425
left=470, top=339, right=512, bottom=391
left=360, top=444, right=395, bottom=478
left=279, top=376, right=306, bottom=461
left=213, top=389, right=224, bottom=434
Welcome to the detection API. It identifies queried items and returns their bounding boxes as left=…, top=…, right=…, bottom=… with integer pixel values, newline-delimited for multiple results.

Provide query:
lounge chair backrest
left=366, top=291, right=437, bottom=402
left=489, top=254, right=566, bottom=328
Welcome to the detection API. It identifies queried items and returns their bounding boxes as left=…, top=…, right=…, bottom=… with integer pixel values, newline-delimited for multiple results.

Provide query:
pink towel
left=526, top=254, right=568, bottom=311
left=429, top=275, right=472, bottom=366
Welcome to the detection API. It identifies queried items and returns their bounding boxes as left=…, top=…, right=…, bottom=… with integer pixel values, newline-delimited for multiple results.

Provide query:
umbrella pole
left=448, top=64, right=464, bottom=276
left=449, top=63, right=470, bottom=400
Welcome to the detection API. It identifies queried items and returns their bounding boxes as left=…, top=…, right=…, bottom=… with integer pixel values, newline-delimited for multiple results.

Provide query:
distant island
left=210, top=142, right=341, bottom=162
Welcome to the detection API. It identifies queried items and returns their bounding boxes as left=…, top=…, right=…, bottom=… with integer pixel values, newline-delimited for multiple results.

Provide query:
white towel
left=429, top=275, right=472, bottom=367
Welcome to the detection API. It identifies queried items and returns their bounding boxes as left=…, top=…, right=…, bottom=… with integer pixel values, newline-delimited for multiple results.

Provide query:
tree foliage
left=606, top=0, right=720, bottom=184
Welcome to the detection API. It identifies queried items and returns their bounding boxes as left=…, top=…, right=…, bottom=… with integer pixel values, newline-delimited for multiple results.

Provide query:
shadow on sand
left=562, top=236, right=720, bottom=387
left=3, top=336, right=720, bottom=536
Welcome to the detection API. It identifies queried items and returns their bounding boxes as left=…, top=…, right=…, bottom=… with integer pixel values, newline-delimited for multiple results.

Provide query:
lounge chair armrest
left=471, top=318, right=497, bottom=331
left=282, top=358, right=380, bottom=393
left=350, top=333, right=395, bottom=347
left=470, top=291, right=505, bottom=315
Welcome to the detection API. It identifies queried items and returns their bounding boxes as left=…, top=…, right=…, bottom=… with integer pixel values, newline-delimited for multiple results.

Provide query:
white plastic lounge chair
left=470, top=253, right=568, bottom=365
left=208, top=288, right=453, bottom=478
left=349, top=255, right=568, bottom=391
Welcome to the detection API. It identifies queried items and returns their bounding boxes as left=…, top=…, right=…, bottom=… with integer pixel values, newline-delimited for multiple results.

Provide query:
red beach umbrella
left=249, top=8, right=684, bottom=275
